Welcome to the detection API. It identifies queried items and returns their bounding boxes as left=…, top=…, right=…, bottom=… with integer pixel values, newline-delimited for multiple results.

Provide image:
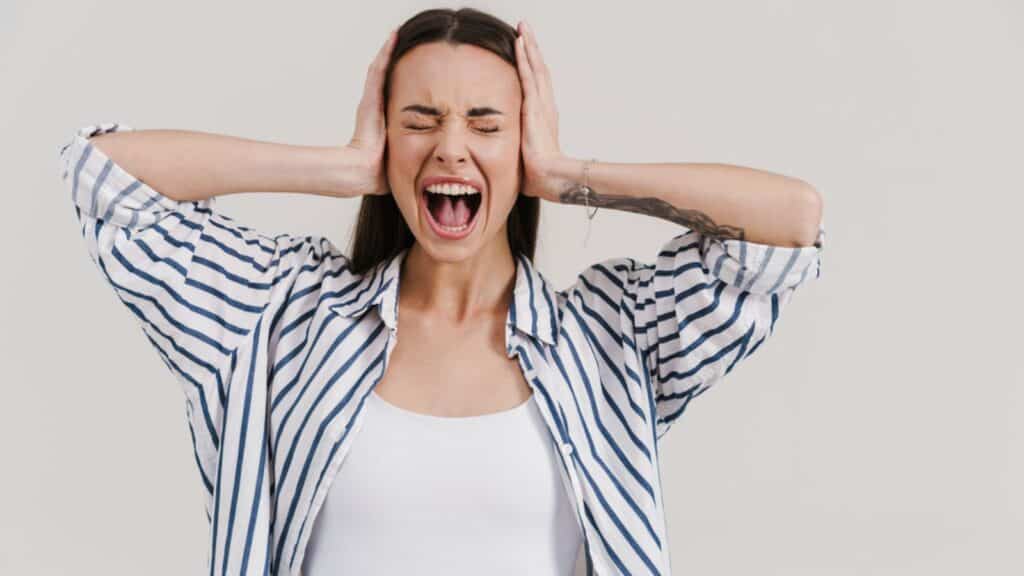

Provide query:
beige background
left=3, top=0, right=1021, bottom=574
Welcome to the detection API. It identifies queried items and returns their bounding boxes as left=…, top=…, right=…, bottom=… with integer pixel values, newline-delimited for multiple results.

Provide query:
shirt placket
left=289, top=319, right=400, bottom=576
left=506, top=329, right=590, bottom=568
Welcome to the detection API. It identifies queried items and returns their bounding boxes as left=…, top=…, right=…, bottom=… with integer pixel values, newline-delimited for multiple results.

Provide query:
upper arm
left=642, top=223, right=824, bottom=439
left=59, top=122, right=346, bottom=465
left=568, top=222, right=825, bottom=443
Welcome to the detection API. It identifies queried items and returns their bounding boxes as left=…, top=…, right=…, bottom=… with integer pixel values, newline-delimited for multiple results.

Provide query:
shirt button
left=560, top=443, right=574, bottom=456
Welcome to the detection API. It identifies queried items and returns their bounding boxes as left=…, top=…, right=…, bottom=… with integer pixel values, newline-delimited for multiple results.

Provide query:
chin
left=415, top=239, right=482, bottom=264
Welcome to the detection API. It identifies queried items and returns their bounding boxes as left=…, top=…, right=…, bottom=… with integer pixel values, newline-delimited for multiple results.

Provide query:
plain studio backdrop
left=3, top=0, right=1021, bottom=574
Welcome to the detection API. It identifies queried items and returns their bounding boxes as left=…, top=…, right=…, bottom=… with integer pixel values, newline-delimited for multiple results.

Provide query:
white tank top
left=301, top=389, right=584, bottom=575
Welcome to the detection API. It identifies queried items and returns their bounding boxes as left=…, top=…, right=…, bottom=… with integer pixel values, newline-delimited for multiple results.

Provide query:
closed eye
left=405, top=124, right=500, bottom=133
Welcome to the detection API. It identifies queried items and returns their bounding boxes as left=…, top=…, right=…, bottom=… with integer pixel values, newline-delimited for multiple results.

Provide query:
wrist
left=329, top=145, right=381, bottom=198
left=543, top=155, right=586, bottom=202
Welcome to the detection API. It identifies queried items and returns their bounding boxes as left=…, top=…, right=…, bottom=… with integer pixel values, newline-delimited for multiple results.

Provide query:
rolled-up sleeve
left=644, top=222, right=824, bottom=438
left=61, top=123, right=185, bottom=230
left=58, top=122, right=340, bottom=480
left=569, top=220, right=825, bottom=442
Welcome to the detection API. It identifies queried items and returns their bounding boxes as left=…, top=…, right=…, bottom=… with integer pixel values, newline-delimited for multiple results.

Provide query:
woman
left=59, top=7, right=824, bottom=576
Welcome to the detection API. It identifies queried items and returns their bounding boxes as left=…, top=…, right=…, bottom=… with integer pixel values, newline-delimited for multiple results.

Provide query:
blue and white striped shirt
left=59, top=122, right=825, bottom=576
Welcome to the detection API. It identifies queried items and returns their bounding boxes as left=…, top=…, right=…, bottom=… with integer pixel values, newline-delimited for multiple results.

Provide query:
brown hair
left=347, top=7, right=540, bottom=274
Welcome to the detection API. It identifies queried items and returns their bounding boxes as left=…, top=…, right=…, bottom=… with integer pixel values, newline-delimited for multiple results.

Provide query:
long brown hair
left=347, top=7, right=540, bottom=275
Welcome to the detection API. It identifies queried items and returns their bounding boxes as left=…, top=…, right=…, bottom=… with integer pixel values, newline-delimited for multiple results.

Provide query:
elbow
left=794, top=182, right=823, bottom=247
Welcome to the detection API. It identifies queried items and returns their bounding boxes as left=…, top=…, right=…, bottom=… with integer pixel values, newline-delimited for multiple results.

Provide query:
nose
left=434, top=123, right=468, bottom=165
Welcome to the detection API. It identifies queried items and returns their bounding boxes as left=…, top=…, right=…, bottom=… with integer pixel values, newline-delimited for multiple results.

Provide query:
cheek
left=493, top=138, right=520, bottom=182
left=487, top=154, right=522, bottom=214
left=386, top=139, right=425, bottom=203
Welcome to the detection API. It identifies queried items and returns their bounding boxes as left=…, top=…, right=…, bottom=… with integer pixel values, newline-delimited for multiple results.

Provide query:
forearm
left=547, top=157, right=822, bottom=247
left=88, top=129, right=364, bottom=202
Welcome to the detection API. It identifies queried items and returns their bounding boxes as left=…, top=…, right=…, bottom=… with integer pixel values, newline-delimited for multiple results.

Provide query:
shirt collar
left=328, top=248, right=561, bottom=348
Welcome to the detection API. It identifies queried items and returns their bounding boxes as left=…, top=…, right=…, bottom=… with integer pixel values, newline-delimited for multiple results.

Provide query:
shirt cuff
left=695, top=218, right=825, bottom=295
left=58, top=122, right=207, bottom=230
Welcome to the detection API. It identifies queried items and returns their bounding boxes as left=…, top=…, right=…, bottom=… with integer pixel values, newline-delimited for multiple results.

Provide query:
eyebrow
left=400, top=104, right=503, bottom=118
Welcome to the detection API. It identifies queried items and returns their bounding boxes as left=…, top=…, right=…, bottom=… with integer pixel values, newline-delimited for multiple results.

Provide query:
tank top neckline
left=369, top=389, right=535, bottom=422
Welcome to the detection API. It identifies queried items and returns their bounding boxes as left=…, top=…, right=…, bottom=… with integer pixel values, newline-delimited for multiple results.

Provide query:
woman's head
left=349, top=8, right=539, bottom=274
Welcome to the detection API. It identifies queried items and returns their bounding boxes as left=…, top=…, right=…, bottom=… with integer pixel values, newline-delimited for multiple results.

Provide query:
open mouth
left=421, top=184, right=483, bottom=239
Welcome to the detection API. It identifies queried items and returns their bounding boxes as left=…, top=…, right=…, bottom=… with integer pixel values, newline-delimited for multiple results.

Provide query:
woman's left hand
left=515, top=20, right=574, bottom=203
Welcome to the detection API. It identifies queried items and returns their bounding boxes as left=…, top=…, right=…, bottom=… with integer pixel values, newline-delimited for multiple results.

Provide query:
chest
left=271, top=305, right=664, bottom=575
left=373, top=313, right=533, bottom=417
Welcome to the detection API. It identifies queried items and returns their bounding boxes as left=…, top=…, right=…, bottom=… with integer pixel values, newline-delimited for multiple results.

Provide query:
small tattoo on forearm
left=559, top=185, right=746, bottom=241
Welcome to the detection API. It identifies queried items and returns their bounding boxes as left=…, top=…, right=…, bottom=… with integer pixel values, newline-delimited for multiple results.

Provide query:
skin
left=374, top=38, right=533, bottom=416
left=359, top=20, right=822, bottom=416
left=385, top=41, right=525, bottom=324
left=357, top=20, right=820, bottom=329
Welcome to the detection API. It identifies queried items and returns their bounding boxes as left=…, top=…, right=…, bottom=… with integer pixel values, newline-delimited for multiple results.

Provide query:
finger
left=367, top=28, right=398, bottom=101
left=522, top=21, right=554, bottom=104
left=519, top=22, right=559, bottom=143
left=375, top=28, right=398, bottom=67
left=514, top=31, right=537, bottom=104
left=520, top=22, right=557, bottom=132
left=355, top=29, right=397, bottom=142
left=364, top=29, right=397, bottom=105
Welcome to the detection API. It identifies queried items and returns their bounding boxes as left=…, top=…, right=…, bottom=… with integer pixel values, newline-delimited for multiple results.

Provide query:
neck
left=401, top=231, right=516, bottom=325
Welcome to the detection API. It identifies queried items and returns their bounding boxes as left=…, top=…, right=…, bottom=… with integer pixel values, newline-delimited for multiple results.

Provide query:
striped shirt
left=59, top=122, right=825, bottom=576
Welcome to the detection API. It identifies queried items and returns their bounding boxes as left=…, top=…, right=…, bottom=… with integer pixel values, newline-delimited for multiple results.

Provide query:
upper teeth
left=425, top=183, right=480, bottom=196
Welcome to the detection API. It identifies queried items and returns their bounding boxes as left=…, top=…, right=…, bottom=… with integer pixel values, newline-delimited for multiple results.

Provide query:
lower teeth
left=425, top=192, right=476, bottom=233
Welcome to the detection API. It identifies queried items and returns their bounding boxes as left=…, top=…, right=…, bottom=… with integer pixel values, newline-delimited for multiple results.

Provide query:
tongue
left=433, top=195, right=472, bottom=227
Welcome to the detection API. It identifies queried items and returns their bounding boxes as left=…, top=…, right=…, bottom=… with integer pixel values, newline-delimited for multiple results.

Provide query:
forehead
left=390, top=41, right=520, bottom=113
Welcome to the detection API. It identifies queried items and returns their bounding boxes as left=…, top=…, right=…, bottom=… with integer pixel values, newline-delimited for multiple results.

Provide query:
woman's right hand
left=341, top=28, right=398, bottom=197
